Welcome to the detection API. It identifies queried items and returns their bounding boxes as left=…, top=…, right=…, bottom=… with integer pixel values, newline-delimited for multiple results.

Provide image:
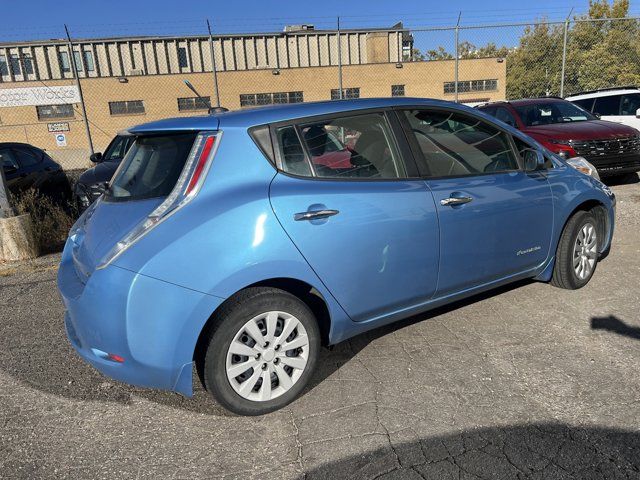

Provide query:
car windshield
left=103, top=135, right=132, bottom=162
left=515, top=101, right=596, bottom=127
left=105, top=133, right=197, bottom=202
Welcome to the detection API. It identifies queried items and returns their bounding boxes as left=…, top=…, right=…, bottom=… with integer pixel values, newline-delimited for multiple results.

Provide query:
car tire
left=203, top=287, right=320, bottom=415
left=551, top=210, right=599, bottom=290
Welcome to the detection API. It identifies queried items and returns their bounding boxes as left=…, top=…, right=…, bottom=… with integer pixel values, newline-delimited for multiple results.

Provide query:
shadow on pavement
left=303, top=423, right=640, bottom=479
left=603, top=172, right=639, bottom=186
left=591, top=315, right=640, bottom=341
left=0, top=274, right=531, bottom=415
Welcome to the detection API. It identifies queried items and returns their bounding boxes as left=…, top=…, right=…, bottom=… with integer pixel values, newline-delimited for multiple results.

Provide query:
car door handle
left=440, top=196, right=473, bottom=206
left=294, top=209, right=339, bottom=221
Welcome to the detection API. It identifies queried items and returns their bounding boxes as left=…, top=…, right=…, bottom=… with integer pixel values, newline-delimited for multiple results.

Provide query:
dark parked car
left=0, top=142, right=70, bottom=200
left=74, top=131, right=135, bottom=210
left=476, top=97, right=640, bottom=178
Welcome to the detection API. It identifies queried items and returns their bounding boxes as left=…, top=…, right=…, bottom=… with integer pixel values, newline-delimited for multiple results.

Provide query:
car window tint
left=104, top=136, right=130, bottom=161
left=403, top=109, right=519, bottom=177
left=13, top=147, right=41, bottom=167
left=512, top=136, right=554, bottom=169
left=0, top=148, right=19, bottom=170
left=620, top=93, right=640, bottom=116
left=495, top=107, right=517, bottom=127
left=276, top=126, right=312, bottom=177
left=594, top=95, right=622, bottom=116
left=571, top=98, right=595, bottom=112
left=298, top=113, right=405, bottom=179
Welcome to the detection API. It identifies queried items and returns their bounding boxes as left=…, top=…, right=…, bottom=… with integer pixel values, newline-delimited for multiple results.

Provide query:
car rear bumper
left=57, top=241, right=224, bottom=396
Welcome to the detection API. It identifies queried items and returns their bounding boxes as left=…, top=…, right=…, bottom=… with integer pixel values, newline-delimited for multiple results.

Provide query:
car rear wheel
left=551, top=210, right=599, bottom=290
left=203, top=287, right=320, bottom=415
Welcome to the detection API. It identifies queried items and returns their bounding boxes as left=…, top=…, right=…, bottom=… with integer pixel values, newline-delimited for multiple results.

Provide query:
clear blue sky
left=1, top=0, right=633, bottom=42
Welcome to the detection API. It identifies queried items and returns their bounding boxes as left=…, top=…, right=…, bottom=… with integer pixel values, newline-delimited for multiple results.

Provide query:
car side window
left=495, top=107, right=517, bottom=128
left=620, top=93, right=640, bottom=116
left=593, top=95, right=622, bottom=116
left=0, top=148, right=19, bottom=170
left=104, top=136, right=130, bottom=161
left=403, top=109, right=520, bottom=177
left=13, top=147, right=41, bottom=167
left=571, top=98, right=595, bottom=112
left=277, top=113, right=406, bottom=179
left=512, top=136, right=554, bottom=169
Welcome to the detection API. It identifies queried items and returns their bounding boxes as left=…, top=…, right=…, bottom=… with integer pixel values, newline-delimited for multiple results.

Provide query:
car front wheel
left=203, top=287, right=320, bottom=415
left=551, top=210, right=600, bottom=290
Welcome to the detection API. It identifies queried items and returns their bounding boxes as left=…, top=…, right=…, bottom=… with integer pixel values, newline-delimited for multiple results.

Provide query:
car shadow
left=591, top=315, right=640, bottom=341
left=301, top=423, right=640, bottom=479
left=0, top=277, right=531, bottom=416
left=602, top=172, right=639, bottom=186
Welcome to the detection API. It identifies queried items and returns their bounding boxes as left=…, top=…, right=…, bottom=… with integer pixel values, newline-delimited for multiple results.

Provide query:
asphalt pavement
left=1, top=178, right=639, bottom=479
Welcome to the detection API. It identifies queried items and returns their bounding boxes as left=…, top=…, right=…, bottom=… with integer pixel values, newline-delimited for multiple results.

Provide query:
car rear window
left=105, top=133, right=197, bottom=202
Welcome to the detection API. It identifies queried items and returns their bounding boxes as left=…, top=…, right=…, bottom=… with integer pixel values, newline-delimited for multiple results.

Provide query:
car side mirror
left=593, top=112, right=601, bottom=119
left=90, top=152, right=103, bottom=163
left=636, top=108, right=640, bottom=119
left=523, top=149, right=545, bottom=172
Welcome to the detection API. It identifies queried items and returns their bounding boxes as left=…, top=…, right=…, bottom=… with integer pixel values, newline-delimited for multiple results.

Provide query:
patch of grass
left=11, top=189, right=79, bottom=254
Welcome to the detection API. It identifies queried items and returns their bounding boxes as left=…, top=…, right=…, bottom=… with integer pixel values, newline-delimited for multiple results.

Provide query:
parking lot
left=0, top=179, right=638, bottom=479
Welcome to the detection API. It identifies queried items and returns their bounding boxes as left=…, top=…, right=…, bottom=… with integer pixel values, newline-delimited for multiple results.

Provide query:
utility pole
left=207, top=19, right=221, bottom=108
left=65, top=24, right=94, bottom=155
left=559, top=7, right=574, bottom=97
left=454, top=12, right=461, bottom=103
left=337, top=16, right=343, bottom=100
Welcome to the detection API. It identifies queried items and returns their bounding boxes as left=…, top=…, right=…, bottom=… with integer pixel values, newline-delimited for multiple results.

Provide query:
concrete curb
left=0, top=214, right=39, bottom=262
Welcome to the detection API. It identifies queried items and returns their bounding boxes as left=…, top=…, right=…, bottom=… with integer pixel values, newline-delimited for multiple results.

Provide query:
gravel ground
left=1, top=177, right=639, bottom=480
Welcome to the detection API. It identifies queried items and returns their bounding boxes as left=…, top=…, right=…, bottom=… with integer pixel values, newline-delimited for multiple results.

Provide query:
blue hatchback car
left=58, top=98, right=615, bottom=415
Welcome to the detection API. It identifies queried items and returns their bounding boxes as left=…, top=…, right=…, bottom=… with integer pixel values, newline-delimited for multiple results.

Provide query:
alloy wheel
left=573, top=222, right=597, bottom=280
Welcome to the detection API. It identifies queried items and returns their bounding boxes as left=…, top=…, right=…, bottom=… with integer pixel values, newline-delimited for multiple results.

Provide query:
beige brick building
left=0, top=24, right=506, bottom=169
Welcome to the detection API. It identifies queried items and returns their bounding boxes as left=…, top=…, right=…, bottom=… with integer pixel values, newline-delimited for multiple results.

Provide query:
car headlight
left=566, top=156, right=600, bottom=181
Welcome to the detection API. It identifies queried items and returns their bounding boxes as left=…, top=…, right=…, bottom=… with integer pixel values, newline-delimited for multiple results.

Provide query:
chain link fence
left=1, top=16, right=639, bottom=171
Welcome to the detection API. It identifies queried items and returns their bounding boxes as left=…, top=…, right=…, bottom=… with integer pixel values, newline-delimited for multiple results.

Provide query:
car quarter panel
left=111, top=126, right=352, bottom=341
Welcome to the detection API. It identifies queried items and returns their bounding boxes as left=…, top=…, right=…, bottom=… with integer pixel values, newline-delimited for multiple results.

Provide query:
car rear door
left=399, top=108, right=554, bottom=296
left=269, top=110, right=440, bottom=323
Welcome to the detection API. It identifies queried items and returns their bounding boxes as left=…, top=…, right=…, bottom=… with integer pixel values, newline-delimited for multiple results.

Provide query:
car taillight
left=97, top=131, right=221, bottom=269
left=186, top=135, right=215, bottom=195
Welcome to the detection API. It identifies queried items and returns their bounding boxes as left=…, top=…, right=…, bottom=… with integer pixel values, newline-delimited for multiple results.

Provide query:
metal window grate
left=108, top=100, right=145, bottom=115
left=36, top=104, right=74, bottom=120
left=444, top=79, right=498, bottom=94
left=239, top=91, right=304, bottom=107
left=177, top=96, right=211, bottom=111
left=391, top=84, right=405, bottom=97
left=331, top=87, right=360, bottom=100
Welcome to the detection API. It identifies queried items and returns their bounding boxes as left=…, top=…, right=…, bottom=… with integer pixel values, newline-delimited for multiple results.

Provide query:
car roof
left=567, top=87, right=640, bottom=100
left=0, top=142, right=41, bottom=149
left=128, top=97, right=474, bottom=133
left=478, top=97, right=567, bottom=109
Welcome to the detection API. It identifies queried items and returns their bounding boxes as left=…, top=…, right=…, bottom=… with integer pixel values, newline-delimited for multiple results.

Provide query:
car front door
left=12, top=146, right=43, bottom=189
left=269, top=111, right=440, bottom=322
left=399, top=108, right=554, bottom=296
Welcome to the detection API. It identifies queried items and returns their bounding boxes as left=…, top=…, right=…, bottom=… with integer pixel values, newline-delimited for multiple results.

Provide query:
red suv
left=477, top=97, right=640, bottom=177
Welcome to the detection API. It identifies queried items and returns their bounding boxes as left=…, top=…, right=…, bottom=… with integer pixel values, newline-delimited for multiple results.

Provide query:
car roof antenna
left=183, top=80, right=228, bottom=114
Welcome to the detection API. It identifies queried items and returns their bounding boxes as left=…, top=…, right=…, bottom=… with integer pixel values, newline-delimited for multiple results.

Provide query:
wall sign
left=47, top=122, right=70, bottom=132
left=55, top=133, right=67, bottom=147
left=0, top=86, right=80, bottom=108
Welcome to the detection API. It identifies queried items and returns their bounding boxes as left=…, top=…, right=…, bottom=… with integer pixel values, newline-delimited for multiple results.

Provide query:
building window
left=177, top=96, right=211, bottom=111
left=331, top=88, right=360, bottom=100
left=73, top=51, right=83, bottom=71
left=109, top=100, right=145, bottom=115
left=178, top=47, right=188, bottom=68
left=23, top=54, right=34, bottom=75
left=391, top=84, right=405, bottom=97
left=0, top=55, right=8, bottom=76
left=10, top=55, right=21, bottom=76
left=59, top=51, right=71, bottom=72
left=83, top=51, right=95, bottom=72
left=444, top=79, right=498, bottom=94
left=36, top=104, right=74, bottom=120
left=239, top=91, right=304, bottom=107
